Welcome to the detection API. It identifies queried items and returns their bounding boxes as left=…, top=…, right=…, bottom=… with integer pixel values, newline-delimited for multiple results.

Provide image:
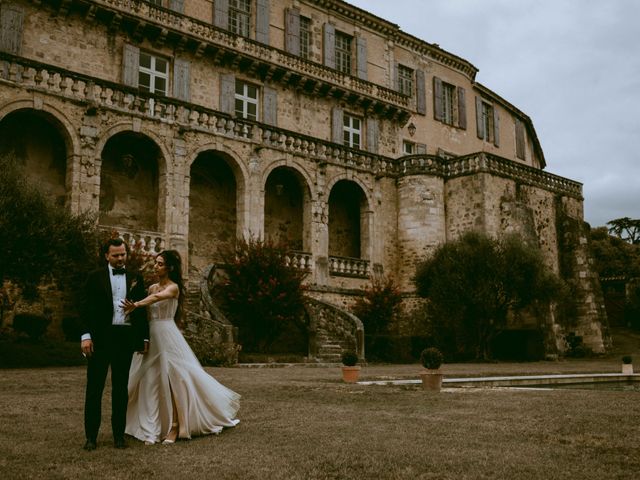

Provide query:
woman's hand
left=121, top=298, right=137, bottom=315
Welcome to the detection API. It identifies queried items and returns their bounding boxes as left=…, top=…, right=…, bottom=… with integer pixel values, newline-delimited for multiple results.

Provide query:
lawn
left=1, top=337, right=640, bottom=480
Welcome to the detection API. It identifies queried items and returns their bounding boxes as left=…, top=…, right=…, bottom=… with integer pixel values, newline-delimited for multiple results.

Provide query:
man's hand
left=81, top=339, right=94, bottom=358
left=137, top=340, right=150, bottom=355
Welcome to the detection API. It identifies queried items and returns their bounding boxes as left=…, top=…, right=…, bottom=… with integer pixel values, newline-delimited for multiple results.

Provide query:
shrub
left=622, top=355, right=633, bottom=364
left=12, top=313, right=50, bottom=341
left=352, top=275, right=402, bottom=360
left=341, top=350, right=358, bottom=366
left=214, top=237, right=308, bottom=353
left=414, top=232, right=564, bottom=360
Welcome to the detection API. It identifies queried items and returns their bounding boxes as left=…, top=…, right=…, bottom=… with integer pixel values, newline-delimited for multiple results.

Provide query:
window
left=398, top=65, right=413, bottom=96
left=433, top=77, right=466, bottom=128
left=138, top=52, right=168, bottom=95
left=299, top=16, right=311, bottom=60
left=343, top=114, right=361, bottom=148
left=235, top=80, right=259, bottom=120
left=403, top=140, right=415, bottom=155
left=335, top=31, right=352, bottom=74
left=480, top=101, right=494, bottom=142
left=441, top=82, right=456, bottom=126
left=229, top=0, right=251, bottom=37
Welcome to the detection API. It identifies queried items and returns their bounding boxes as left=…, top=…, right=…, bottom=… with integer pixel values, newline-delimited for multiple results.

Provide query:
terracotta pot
left=420, top=369, right=443, bottom=391
left=622, top=363, right=634, bottom=375
left=341, top=366, right=361, bottom=383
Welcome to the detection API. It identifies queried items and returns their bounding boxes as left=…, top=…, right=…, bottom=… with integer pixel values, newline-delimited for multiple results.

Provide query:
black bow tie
left=112, top=268, right=126, bottom=275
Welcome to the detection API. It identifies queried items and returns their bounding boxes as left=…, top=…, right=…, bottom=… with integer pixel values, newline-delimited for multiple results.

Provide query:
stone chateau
left=0, top=0, right=607, bottom=359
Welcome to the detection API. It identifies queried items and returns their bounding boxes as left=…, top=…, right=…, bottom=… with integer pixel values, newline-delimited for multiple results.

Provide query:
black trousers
left=84, top=326, right=134, bottom=442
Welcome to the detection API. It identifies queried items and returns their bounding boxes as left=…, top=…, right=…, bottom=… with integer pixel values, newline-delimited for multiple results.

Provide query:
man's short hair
left=101, top=237, right=128, bottom=257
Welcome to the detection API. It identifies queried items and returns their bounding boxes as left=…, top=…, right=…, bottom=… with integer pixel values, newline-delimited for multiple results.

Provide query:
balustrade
left=284, top=251, right=314, bottom=271
left=328, top=256, right=370, bottom=278
left=98, top=226, right=165, bottom=257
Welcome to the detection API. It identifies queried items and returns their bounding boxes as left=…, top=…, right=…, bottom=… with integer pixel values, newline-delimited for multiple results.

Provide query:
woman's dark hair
left=158, top=250, right=185, bottom=323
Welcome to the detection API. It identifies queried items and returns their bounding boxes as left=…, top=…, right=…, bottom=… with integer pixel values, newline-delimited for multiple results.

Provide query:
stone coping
left=358, top=373, right=640, bottom=387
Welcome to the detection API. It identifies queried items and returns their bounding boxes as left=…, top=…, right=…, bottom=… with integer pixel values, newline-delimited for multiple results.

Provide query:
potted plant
left=341, top=350, right=360, bottom=383
left=622, top=355, right=633, bottom=374
left=420, top=347, right=444, bottom=391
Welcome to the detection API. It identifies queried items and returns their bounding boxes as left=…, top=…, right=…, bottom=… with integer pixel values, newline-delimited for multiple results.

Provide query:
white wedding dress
left=125, top=298, right=240, bottom=444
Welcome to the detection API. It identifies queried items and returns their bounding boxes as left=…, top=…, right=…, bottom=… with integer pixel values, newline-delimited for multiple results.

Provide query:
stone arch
left=98, top=130, right=164, bottom=232
left=327, top=178, right=372, bottom=260
left=262, top=161, right=314, bottom=252
left=0, top=105, right=76, bottom=208
left=188, top=149, right=243, bottom=273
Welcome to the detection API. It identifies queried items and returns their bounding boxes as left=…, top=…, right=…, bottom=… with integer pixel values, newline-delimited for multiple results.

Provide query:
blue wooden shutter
left=0, top=4, right=24, bottom=55
left=214, top=0, right=229, bottom=30
left=433, top=76, right=443, bottom=121
left=515, top=119, right=525, bottom=159
left=332, top=107, right=343, bottom=144
left=356, top=35, right=367, bottom=80
left=262, top=86, right=277, bottom=126
left=416, top=69, right=426, bottom=115
left=366, top=118, right=378, bottom=153
left=256, top=0, right=270, bottom=44
left=285, top=8, right=300, bottom=55
left=173, top=57, right=190, bottom=101
left=122, top=44, right=140, bottom=88
left=220, top=74, right=235, bottom=115
left=457, top=87, right=466, bottom=129
left=169, top=0, right=184, bottom=13
left=323, top=23, right=336, bottom=69
left=475, top=96, right=484, bottom=139
left=493, top=107, right=500, bottom=147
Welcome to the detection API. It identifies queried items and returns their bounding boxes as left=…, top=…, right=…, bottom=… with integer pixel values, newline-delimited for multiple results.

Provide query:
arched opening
left=0, top=109, right=68, bottom=206
left=264, top=166, right=309, bottom=251
left=188, top=151, right=237, bottom=273
left=328, top=180, right=368, bottom=259
left=99, top=132, right=160, bottom=231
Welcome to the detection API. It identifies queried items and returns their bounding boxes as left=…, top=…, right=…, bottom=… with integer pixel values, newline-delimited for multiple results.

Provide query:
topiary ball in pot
left=341, top=350, right=359, bottom=366
left=420, top=347, right=443, bottom=370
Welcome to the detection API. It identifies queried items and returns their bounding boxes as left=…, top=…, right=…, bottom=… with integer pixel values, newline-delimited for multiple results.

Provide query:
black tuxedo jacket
left=81, top=266, right=149, bottom=351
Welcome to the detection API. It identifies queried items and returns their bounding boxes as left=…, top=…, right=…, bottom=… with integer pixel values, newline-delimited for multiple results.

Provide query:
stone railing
left=98, top=225, right=165, bottom=256
left=1, top=51, right=582, bottom=198
left=396, top=152, right=583, bottom=199
left=304, top=296, right=365, bottom=361
left=284, top=251, right=314, bottom=271
left=0, top=52, right=254, bottom=142
left=328, top=255, right=370, bottom=278
left=81, top=0, right=410, bottom=112
left=447, top=153, right=583, bottom=199
left=259, top=125, right=397, bottom=175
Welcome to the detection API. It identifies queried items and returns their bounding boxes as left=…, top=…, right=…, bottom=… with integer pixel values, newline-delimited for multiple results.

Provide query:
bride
left=122, top=250, right=240, bottom=445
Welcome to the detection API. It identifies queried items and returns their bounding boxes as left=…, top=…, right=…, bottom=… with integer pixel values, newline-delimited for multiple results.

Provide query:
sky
left=347, top=0, right=640, bottom=228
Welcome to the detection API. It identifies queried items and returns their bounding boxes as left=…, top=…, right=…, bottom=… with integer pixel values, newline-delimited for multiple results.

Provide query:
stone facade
left=0, top=0, right=607, bottom=355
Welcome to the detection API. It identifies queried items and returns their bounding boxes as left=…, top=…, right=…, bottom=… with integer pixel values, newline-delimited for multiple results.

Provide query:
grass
left=1, top=329, right=640, bottom=479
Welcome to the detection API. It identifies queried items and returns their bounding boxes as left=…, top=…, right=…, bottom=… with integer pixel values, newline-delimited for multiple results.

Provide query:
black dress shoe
left=114, top=437, right=127, bottom=449
left=83, top=439, right=97, bottom=451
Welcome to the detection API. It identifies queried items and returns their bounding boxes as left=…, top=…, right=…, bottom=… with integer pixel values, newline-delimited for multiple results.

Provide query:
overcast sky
left=347, top=0, right=640, bottom=228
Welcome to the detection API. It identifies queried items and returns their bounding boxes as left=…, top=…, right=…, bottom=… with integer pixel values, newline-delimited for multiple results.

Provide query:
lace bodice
left=149, top=298, right=178, bottom=322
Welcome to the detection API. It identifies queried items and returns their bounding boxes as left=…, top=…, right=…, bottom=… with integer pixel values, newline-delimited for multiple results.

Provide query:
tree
left=214, top=237, right=308, bottom=353
left=413, top=232, right=563, bottom=360
left=0, top=154, right=98, bottom=302
left=607, top=217, right=640, bottom=245
left=589, top=226, right=640, bottom=278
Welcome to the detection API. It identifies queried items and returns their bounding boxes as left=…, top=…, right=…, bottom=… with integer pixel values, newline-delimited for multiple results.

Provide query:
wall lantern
left=407, top=122, right=416, bottom=137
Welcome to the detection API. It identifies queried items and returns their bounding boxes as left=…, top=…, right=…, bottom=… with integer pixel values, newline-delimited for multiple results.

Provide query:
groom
left=80, top=238, right=149, bottom=450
